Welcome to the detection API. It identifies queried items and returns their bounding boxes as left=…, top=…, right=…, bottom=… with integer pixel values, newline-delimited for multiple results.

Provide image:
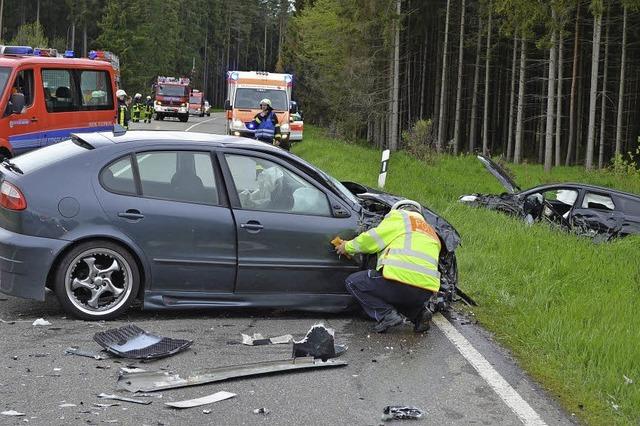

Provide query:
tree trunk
left=506, top=35, right=517, bottom=161
left=585, top=9, right=602, bottom=170
left=555, top=34, right=564, bottom=166
left=544, top=9, right=557, bottom=173
left=36, top=0, right=40, bottom=23
left=437, top=0, right=451, bottom=152
left=419, top=29, right=428, bottom=119
left=566, top=1, right=581, bottom=166
left=453, top=0, right=466, bottom=155
left=0, top=0, right=4, bottom=40
left=388, top=0, right=401, bottom=151
left=514, top=37, right=526, bottom=164
left=469, top=17, right=482, bottom=153
left=539, top=61, right=548, bottom=164
left=615, top=5, right=627, bottom=158
left=482, top=7, right=492, bottom=155
left=598, top=5, right=610, bottom=169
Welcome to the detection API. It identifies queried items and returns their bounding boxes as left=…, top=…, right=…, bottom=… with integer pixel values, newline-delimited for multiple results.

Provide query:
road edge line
left=185, top=117, right=216, bottom=132
left=433, top=313, right=547, bottom=425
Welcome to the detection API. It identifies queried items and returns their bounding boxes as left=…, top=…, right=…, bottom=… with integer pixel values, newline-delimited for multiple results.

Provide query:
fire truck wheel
left=179, top=115, right=188, bottom=123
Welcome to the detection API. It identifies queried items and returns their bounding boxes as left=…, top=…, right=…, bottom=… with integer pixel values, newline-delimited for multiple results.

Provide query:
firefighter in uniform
left=335, top=199, right=441, bottom=333
left=250, top=98, right=286, bottom=149
left=131, top=93, right=143, bottom=123
left=144, top=95, right=154, bottom=123
left=116, top=89, right=130, bottom=129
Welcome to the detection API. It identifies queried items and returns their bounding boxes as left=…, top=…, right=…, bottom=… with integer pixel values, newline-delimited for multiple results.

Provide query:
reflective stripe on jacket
left=345, top=209, right=442, bottom=292
left=117, top=101, right=129, bottom=128
left=252, top=111, right=281, bottom=141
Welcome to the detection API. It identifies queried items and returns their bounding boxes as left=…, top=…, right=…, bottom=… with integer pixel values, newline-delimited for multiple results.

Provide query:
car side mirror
left=331, top=201, right=351, bottom=218
left=8, top=92, right=25, bottom=115
left=224, top=99, right=232, bottom=110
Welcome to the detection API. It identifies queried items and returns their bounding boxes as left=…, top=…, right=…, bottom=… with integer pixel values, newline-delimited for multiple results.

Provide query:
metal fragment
left=65, top=347, right=106, bottom=360
left=164, top=391, right=236, bottom=409
left=97, top=393, right=152, bottom=405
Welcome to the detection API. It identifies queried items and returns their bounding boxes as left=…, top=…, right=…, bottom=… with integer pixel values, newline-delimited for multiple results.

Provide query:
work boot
left=412, top=307, right=433, bottom=333
left=373, top=310, right=403, bottom=333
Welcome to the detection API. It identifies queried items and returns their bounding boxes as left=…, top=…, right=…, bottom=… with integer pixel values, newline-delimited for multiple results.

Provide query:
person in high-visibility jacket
left=335, top=199, right=441, bottom=333
left=115, top=89, right=130, bottom=129
left=250, top=98, right=283, bottom=147
left=144, top=95, right=154, bottom=123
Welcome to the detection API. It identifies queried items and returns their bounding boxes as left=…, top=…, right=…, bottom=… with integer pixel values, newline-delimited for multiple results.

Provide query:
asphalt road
left=0, top=114, right=577, bottom=426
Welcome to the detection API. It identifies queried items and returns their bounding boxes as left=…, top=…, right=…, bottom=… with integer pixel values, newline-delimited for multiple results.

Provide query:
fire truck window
left=80, top=70, right=113, bottom=110
left=41, top=69, right=78, bottom=113
left=10, top=69, right=34, bottom=109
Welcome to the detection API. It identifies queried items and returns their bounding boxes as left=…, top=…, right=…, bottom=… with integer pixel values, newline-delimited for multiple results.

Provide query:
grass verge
left=292, top=126, right=640, bottom=425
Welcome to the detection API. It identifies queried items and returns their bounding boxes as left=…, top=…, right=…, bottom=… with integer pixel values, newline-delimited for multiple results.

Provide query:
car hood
left=342, top=182, right=461, bottom=252
left=477, top=154, right=520, bottom=194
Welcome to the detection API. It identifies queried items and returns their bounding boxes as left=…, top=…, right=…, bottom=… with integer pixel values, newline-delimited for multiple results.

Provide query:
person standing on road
left=116, top=89, right=130, bottom=129
left=144, top=95, right=154, bottom=123
left=250, top=98, right=286, bottom=149
left=335, top=199, right=441, bottom=333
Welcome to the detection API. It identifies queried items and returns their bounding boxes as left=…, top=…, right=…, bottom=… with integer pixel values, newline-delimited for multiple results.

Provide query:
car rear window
left=11, top=140, right=89, bottom=173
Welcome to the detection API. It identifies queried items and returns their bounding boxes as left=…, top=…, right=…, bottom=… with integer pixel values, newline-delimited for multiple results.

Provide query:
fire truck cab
left=0, top=45, right=118, bottom=158
left=224, top=71, right=293, bottom=141
left=154, top=76, right=190, bottom=122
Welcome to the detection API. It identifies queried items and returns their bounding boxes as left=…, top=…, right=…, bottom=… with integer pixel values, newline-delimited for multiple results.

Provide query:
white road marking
left=185, top=117, right=216, bottom=132
left=433, top=314, right=547, bottom=425
left=113, top=153, right=151, bottom=177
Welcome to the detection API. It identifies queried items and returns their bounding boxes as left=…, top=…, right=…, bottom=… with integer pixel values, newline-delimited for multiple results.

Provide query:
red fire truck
left=153, top=76, right=190, bottom=122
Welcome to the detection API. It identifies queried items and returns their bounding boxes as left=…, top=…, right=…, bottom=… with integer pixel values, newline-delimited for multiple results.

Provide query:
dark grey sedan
left=0, top=131, right=460, bottom=320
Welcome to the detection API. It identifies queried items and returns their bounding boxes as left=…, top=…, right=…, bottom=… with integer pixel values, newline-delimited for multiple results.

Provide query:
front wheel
left=179, top=115, right=189, bottom=123
left=54, top=241, right=140, bottom=320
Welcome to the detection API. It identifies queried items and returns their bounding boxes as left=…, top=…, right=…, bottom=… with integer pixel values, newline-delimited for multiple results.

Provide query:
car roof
left=0, top=55, right=112, bottom=69
left=523, top=182, right=640, bottom=200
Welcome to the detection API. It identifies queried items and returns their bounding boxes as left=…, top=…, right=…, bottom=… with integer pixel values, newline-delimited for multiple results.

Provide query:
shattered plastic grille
left=93, top=324, right=193, bottom=360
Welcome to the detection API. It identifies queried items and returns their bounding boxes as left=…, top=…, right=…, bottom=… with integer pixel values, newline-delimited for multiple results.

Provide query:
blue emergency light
left=246, top=122, right=256, bottom=130
left=64, top=50, right=75, bottom=58
left=230, top=72, right=239, bottom=81
left=1, top=45, right=34, bottom=55
left=284, top=74, right=293, bottom=83
left=88, top=50, right=98, bottom=60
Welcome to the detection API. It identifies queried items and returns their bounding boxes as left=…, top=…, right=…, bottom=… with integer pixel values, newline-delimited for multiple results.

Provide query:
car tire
left=54, top=240, right=140, bottom=320
left=179, top=115, right=188, bottom=123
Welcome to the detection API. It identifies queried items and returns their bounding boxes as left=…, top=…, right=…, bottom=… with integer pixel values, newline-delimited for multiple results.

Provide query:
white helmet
left=146, top=95, right=151, bottom=100
left=259, top=98, right=272, bottom=107
left=134, top=93, right=142, bottom=99
left=116, top=89, right=127, bottom=98
left=391, top=199, right=423, bottom=214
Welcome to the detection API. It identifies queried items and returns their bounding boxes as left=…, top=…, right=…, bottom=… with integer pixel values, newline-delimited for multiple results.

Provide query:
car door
left=96, top=149, right=237, bottom=293
left=570, top=190, right=626, bottom=236
left=4, top=67, right=39, bottom=155
left=220, top=150, right=360, bottom=294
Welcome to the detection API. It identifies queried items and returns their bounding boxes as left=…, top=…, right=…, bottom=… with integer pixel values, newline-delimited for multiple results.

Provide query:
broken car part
left=1, top=410, right=25, bottom=416
left=164, top=391, right=236, bottom=409
left=93, top=324, right=193, bottom=359
left=65, top=346, right=107, bottom=360
left=241, top=333, right=293, bottom=346
left=382, top=405, right=425, bottom=421
left=292, top=323, right=347, bottom=361
left=117, top=357, right=348, bottom=393
left=97, top=393, right=152, bottom=405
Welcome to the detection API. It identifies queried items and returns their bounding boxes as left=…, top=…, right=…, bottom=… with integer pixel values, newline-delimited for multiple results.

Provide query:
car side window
left=136, top=151, right=218, bottom=205
left=582, top=192, right=615, bottom=211
left=79, top=70, right=113, bottom=110
left=41, top=69, right=78, bottom=113
left=225, top=154, right=330, bottom=216
left=100, top=156, right=137, bottom=195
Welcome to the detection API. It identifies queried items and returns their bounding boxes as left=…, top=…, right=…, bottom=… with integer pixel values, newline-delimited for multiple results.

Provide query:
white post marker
left=378, top=149, right=390, bottom=189
left=432, top=314, right=547, bottom=425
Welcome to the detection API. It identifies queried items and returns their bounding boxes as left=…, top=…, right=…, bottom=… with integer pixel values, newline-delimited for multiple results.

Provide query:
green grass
left=293, top=126, right=640, bottom=425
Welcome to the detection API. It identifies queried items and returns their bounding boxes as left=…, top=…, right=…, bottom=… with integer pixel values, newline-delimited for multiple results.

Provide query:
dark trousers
left=345, top=269, right=432, bottom=322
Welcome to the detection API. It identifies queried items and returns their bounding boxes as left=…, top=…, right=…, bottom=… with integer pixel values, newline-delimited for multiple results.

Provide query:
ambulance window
left=79, top=70, right=113, bottom=110
left=41, top=69, right=77, bottom=113
left=10, top=69, right=34, bottom=108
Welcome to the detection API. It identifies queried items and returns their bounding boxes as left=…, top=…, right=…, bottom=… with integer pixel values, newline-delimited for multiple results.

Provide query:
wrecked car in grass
left=0, top=131, right=460, bottom=320
left=460, top=154, right=640, bottom=240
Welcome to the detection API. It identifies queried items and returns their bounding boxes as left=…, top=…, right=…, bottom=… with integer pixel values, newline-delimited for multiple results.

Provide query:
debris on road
left=93, top=324, right=193, bottom=360
left=58, top=403, right=77, bottom=408
left=32, top=318, right=51, bottom=326
left=382, top=405, right=425, bottom=421
left=117, top=357, right=348, bottom=393
left=292, top=324, right=346, bottom=361
left=164, top=391, right=236, bottom=409
left=65, top=346, right=107, bottom=360
left=97, top=393, right=152, bottom=405
left=241, top=333, right=293, bottom=346
left=253, top=407, right=270, bottom=415
left=1, top=410, right=25, bottom=416
left=93, top=403, right=120, bottom=408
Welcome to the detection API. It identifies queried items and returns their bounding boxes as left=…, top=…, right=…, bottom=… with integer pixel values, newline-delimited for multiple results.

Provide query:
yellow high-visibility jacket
left=345, top=209, right=441, bottom=292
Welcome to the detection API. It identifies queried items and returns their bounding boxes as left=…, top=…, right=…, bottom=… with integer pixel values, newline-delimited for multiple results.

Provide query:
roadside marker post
left=378, top=149, right=390, bottom=189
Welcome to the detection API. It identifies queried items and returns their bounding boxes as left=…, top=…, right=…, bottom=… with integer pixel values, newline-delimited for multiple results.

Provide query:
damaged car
left=460, top=154, right=640, bottom=240
left=0, top=131, right=460, bottom=320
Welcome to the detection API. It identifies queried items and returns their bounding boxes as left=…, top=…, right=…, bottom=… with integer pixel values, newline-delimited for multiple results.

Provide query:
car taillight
left=0, top=181, right=26, bottom=210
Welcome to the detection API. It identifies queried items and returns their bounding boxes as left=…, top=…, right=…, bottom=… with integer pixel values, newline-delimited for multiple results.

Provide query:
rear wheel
left=54, top=240, right=140, bottom=320
left=179, top=115, right=189, bottom=123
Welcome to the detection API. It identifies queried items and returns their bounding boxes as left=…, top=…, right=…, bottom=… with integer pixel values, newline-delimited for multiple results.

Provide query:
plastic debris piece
left=624, top=375, right=634, bottom=385
left=202, top=409, right=211, bottom=414
left=32, top=318, right=51, bottom=326
left=253, top=407, right=270, bottom=415
left=1, top=410, right=25, bottom=416
left=120, top=367, right=146, bottom=374
left=164, top=391, right=236, bottom=409
left=58, top=404, right=76, bottom=408
left=117, top=357, right=348, bottom=393
left=241, top=333, right=293, bottom=346
left=97, top=393, right=152, bottom=405
left=382, top=406, right=424, bottom=421
left=93, top=403, right=120, bottom=408
left=65, top=347, right=106, bottom=360
left=93, top=324, right=193, bottom=360
left=292, top=323, right=347, bottom=361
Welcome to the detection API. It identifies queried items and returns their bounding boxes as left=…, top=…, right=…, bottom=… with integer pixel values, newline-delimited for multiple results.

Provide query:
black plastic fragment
left=382, top=405, right=424, bottom=421
left=93, top=324, right=193, bottom=360
left=292, top=324, right=346, bottom=361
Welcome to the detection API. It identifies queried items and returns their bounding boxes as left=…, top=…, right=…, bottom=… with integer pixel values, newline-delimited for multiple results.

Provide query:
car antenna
left=112, top=124, right=127, bottom=136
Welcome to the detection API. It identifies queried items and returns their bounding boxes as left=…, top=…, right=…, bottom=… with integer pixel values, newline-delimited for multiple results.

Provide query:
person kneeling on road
left=335, top=199, right=441, bottom=333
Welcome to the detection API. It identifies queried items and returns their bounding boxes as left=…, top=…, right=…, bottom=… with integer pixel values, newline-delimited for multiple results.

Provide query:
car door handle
left=118, top=209, right=145, bottom=220
left=240, top=221, right=264, bottom=232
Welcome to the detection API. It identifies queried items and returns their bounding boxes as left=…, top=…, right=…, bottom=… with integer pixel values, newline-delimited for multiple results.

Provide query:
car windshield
left=156, top=85, right=187, bottom=97
left=234, top=88, right=288, bottom=110
left=0, top=67, right=11, bottom=101
left=11, top=140, right=89, bottom=173
left=189, top=96, right=201, bottom=103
